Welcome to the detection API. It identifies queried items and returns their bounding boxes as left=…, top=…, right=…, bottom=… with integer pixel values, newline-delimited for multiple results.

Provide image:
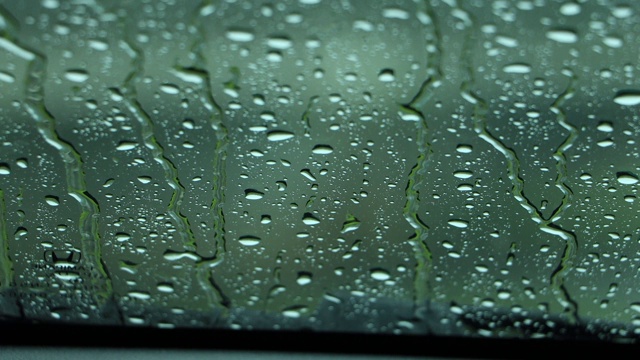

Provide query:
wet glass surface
left=0, top=0, right=639, bottom=341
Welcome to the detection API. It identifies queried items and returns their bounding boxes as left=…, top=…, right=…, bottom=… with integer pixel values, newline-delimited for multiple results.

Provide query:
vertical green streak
left=457, top=3, right=579, bottom=323
left=301, top=96, right=319, bottom=136
left=0, top=6, right=113, bottom=304
left=0, top=189, right=13, bottom=289
left=117, top=28, right=197, bottom=252
left=401, top=1, right=442, bottom=312
left=174, top=0, right=231, bottom=314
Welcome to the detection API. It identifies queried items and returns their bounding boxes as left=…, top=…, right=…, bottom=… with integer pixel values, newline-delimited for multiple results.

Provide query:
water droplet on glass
left=157, top=283, right=174, bottom=293
left=245, top=189, right=264, bottom=200
left=546, top=29, right=578, bottom=43
left=382, top=8, right=409, bottom=20
left=64, top=69, right=89, bottom=83
left=302, top=213, right=320, bottom=225
left=0, top=164, right=10, bottom=175
left=300, top=169, right=317, bottom=182
left=503, top=63, right=531, bottom=74
left=0, top=71, right=15, bottom=83
left=137, top=176, right=152, bottom=184
left=613, top=91, right=640, bottom=106
left=296, top=272, right=312, bottom=285
left=597, top=121, right=613, bottom=132
left=226, top=29, right=255, bottom=42
left=559, top=2, right=581, bottom=16
left=378, top=69, right=395, bottom=82
left=267, top=131, right=295, bottom=141
left=160, top=83, right=180, bottom=94
left=116, top=141, right=138, bottom=151
left=312, top=145, right=334, bottom=155
left=116, top=233, right=131, bottom=242
left=616, top=172, right=639, bottom=185
left=341, top=215, right=361, bottom=233
left=453, top=170, right=473, bottom=179
left=370, top=268, right=391, bottom=281
left=239, top=235, right=261, bottom=246
left=448, top=219, right=469, bottom=228
left=267, top=36, right=293, bottom=50
left=45, top=196, right=60, bottom=207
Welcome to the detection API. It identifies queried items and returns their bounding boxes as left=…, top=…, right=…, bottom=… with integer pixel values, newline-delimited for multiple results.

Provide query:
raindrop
left=128, top=291, right=151, bottom=300
left=116, top=233, right=131, bottom=242
left=559, top=2, right=581, bottom=16
left=300, top=169, right=317, bottom=182
left=503, top=63, right=531, bottom=74
left=137, top=176, right=152, bottom=184
left=370, top=268, right=391, bottom=281
left=16, top=159, right=28, bottom=168
left=157, top=283, right=174, bottom=293
left=296, top=272, right=312, bottom=285
left=613, top=91, right=640, bottom=106
left=378, top=69, right=395, bottom=82
left=312, top=145, right=334, bottom=154
left=597, top=121, right=613, bottom=132
left=302, top=213, right=320, bottom=225
left=456, top=144, right=473, bottom=153
left=546, top=29, right=578, bottom=43
left=453, top=170, right=473, bottom=179
left=382, top=8, right=409, bottom=20
left=245, top=189, right=264, bottom=200
left=341, top=215, right=361, bottom=233
left=239, top=235, right=261, bottom=246
left=0, top=71, right=15, bottom=83
left=45, top=196, right=60, bottom=207
left=616, top=172, right=639, bottom=185
left=64, top=69, right=89, bottom=83
left=116, top=141, right=138, bottom=151
left=448, top=219, right=469, bottom=228
left=267, top=36, right=293, bottom=49
left=0, top=164, right=10, bottom=175
left=267, top=130, right=295, bottom=141
left=160, top=83, right=180, bottom=94
left=226, top=29, right=255, bottom=42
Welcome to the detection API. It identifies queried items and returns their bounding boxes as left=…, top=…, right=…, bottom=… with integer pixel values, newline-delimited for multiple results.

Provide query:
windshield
left=0, top=0, right=639, bottom=343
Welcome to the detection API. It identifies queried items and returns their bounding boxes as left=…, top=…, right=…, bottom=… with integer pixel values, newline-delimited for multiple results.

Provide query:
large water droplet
left=546, top=29, right=578, bottom=43
left=370, top=268, right=391, bottom=281
left=64, top=69, right=89, bottom=83
left=267, top=131, right=295, bottom=141
left=239, top=235, right=261, bottom=246
left=613, top=91, right=640, bottom=106
left=617, top=172, right=639, bottom=185
left=312, top=145, right=334, bottom=154
left=226, top=29, right=255, bottom=42
left=245, top=189, right=264, bottom=200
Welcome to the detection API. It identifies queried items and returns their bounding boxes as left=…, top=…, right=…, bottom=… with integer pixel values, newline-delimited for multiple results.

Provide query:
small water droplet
left=597, top=121, right=613, bottom=132
left=157, top=283, right=174, bottom=293
left=0, top=164, right=10, bottom=175
left=267, top=36, right=293, bottom=49
left=0, top=71, right=15, bottom=83
left=137, top=176, right=152, bottom=184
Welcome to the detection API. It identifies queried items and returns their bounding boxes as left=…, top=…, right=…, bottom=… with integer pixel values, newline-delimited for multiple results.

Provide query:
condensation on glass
left=0, top=0, right=639, bottom=340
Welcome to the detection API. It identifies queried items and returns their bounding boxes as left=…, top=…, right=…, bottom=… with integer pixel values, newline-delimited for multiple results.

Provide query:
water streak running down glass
left=0, top=0, right=639, bottom=341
